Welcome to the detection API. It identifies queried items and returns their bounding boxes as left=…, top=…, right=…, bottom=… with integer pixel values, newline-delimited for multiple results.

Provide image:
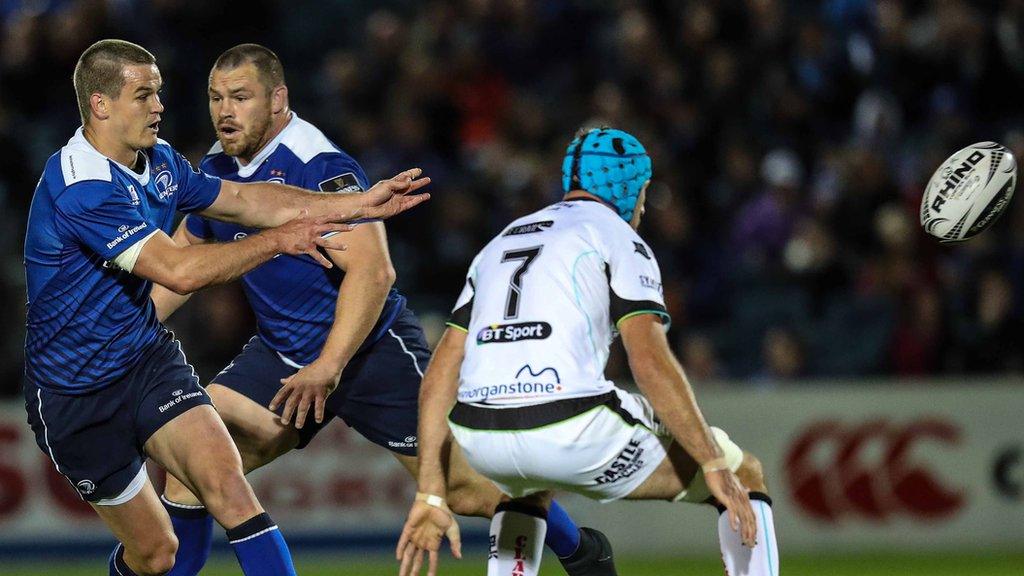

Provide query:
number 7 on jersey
left=501, top=245, right=542, bottom=319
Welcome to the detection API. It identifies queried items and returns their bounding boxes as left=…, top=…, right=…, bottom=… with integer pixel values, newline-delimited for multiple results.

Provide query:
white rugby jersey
left=449, top=198, right=670, bottom=407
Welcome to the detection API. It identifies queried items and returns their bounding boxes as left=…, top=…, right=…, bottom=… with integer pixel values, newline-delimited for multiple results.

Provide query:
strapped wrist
left=415, top=492, right=450, bottom=513
left=701, top=456, right=731, bottom=474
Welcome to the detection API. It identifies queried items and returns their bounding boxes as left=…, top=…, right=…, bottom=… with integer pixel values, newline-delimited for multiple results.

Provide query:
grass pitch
left=2, top=552, right=1022, bottom=575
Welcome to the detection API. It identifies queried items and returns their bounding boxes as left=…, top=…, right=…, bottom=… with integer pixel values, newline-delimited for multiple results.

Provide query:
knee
left=237, top=434, right=293, bottom=474
left=132, top=534, right=178, bottom=576
left=193, top=466, right=256, bottom=515
left=736, top=452, right=767, bottom=493
left=446, top=478, right=501, bottom=518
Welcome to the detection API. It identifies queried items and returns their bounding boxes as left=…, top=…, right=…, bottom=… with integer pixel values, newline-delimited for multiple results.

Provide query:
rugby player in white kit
left=397, top=128, right=779, bottom=576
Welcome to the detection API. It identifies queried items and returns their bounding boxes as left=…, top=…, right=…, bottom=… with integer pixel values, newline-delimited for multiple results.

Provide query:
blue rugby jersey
left=24, top=129, right=221, bottom=394
left=186, top=113, right=405, bottom=367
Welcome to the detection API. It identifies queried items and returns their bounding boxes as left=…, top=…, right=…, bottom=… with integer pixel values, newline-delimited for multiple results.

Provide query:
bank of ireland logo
left=388, top=435, right=418, bottom=449
left=155, top=170, right=178, bottom=200
left=76, top=479, right=96, bottom=496
left=785, top=418, right=965, bottom=523
left=267, top=177, right=286, bottom=185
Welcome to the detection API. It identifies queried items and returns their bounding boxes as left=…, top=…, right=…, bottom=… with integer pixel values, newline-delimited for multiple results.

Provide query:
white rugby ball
left=920, top=142, right=1017, bottom=243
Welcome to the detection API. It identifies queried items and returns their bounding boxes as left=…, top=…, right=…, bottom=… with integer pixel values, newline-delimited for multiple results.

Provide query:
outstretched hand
left=396, top=501, right=461, bottom=576
left=360, top=168, right=432, bottom=220
left=266, top=211, right=353, bottom=268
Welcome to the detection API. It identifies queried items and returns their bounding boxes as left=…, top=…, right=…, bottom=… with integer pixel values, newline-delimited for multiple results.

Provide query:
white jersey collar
left=70, top=127, right=151, bottom=185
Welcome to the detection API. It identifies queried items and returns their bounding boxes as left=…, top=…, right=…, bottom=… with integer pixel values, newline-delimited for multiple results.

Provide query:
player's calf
left=557, top=527, right=618, bottom=576
left=445, top=469, right=503, bottom=518
left=488, top=494, right=552, bottom=576
left=735, top=452, right=767, bottom=494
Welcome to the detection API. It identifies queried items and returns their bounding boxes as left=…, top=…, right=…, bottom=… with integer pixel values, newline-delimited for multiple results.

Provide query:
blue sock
left=108, top=543, right=138, bottom=576
left=162, top=495, right=213, bottom=576
left=544, top=499, right=581, bottom=558
left=226, top=512, right=297, bottom=576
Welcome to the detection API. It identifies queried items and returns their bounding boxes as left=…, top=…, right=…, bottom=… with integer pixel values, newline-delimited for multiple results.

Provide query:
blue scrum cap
left=561, top=128, right=652, bottom=222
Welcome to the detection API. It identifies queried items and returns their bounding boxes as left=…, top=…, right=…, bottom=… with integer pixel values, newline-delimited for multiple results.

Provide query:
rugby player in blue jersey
left=150, top=44, right=616, bottom=576
left=23, top=39, right=428, bottom=576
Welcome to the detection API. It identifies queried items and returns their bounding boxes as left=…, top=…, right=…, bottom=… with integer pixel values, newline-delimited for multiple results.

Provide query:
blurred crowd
left=2, top=0, right=1024, bottom=395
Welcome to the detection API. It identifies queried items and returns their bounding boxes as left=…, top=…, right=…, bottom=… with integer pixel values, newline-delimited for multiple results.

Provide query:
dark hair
left=73, top=39, right=157, bottom=124
left=211, top=43, right=285, bottom=93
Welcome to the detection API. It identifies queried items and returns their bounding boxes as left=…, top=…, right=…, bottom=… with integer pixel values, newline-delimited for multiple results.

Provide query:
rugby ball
left=921, top=142, right=1017, bottom=243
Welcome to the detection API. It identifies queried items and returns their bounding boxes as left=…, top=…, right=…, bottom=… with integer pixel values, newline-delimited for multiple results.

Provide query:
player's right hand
left=396, top=501, right=462, bottom=576
left=265, top=210, right=353, bottom=267
left=705, top=469, right=758, bottom=548
left=270, top=359, right=342, bottom=429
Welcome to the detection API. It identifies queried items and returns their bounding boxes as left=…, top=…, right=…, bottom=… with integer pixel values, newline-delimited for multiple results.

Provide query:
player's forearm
left=631, top=349, right=723, bottom=465
left=621, top=316, right=722, bottom=465
left=416, top=329, right=465, bottom=496
left=149, top=234, right=282, bottom=295
left=151, top=283, right=193, bottom=322
left=315, top=266, right=395, bottom=371
left=216, top=181, right=364, bottom=228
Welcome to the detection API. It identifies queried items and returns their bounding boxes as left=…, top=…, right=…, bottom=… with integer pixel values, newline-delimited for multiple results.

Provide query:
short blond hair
left=73, top=39, right=156, bottom=124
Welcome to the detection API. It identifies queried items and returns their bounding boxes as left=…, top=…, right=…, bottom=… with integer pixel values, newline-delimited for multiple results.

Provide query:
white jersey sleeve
left=597, top=225, right=670, bottom=328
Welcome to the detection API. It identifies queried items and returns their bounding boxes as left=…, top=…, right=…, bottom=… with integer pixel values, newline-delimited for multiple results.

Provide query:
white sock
left=718, top=495, right=779, bottom=576
left=487, top=505, right=548, bottom=576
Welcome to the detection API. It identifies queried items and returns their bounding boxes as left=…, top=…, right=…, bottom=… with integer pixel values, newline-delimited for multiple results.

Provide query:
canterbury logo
left=785, top=419, right=964, bottom=522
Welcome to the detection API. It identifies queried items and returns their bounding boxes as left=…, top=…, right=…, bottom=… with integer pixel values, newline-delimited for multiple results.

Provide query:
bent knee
left=130, top=534, right=178, bottom=575
left=736, top=452, right=767, bottom=493
left=206, top=384, right=296, bottom=472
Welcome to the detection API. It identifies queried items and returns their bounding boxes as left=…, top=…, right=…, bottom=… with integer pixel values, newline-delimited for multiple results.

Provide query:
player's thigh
left=625, top=427, right=745, bottom=501
left=144, top=404, right=244, bottom=490
left=207, top=336, right=310, bottom=465
left=91, top=476, right=177, bottom=572
left=145, top=404, right=263, bottom=527
left=393, top=451, right=417, bottom=476
left=390, top=445, right=504, bottom=518
left=206, top=383, right=299, bottom=473
left=622, top=439, right=696, bottom=500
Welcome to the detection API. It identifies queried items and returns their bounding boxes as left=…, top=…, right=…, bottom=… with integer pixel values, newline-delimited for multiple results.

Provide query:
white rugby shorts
left=449, top=388, right=668, bottom=502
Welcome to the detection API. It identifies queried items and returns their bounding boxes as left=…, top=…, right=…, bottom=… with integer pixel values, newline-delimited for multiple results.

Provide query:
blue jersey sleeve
left=172, top=150, right=221, bottom=213
left=302, top=153, right=369, bottom=194
left=184, top=214, right=213, bottom=239
left=53, top=181, right=155, bottom=261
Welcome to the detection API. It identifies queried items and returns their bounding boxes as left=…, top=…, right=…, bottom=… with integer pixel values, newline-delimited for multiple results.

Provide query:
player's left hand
left=358, top=168, right=432, bottom=221
left=396, top=501, right=462, bottom=576
left=269, top=360, right=342, bottom=429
